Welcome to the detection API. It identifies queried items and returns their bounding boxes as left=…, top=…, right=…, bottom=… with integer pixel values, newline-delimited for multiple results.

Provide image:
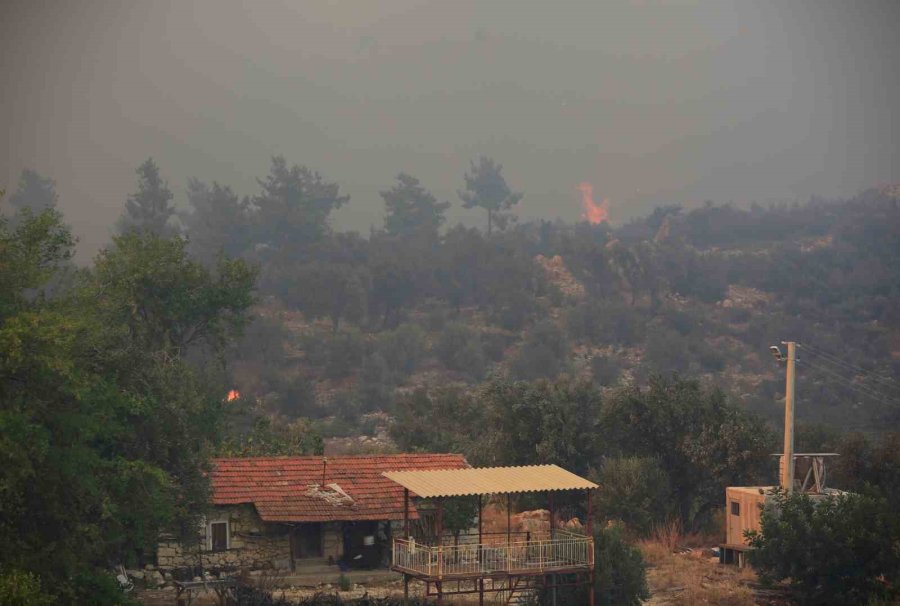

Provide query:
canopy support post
left=403, top=488, right=410, bottom=606
left=507, top=493, right=511, bottom=548
left=549, top=491, right=556, bottom=606
left=404, top=488, right=409, bottom=538
left=587, top=488, right=594, bottom=606
left=478, top=494, right=484, bottom=606
left=437, top=497, right=444, bottom=606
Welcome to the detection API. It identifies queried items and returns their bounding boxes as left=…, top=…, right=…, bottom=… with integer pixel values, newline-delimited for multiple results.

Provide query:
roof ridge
left=212, top=453, right=467, bottom=463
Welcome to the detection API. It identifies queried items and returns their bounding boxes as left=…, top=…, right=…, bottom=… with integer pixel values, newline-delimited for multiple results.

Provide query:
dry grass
left=650, top=517, right=683, bottom=553
left=639, top=539, right=760, bottom=606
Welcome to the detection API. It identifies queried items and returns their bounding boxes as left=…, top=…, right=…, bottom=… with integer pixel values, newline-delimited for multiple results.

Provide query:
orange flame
left=578, top=182, right=609, bottom=225
left=226, top=389, right=241, bottom=402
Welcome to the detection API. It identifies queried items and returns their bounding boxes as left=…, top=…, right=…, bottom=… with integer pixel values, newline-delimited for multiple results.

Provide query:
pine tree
left=8, top=168, right=58, bottom=214
left=117, top=158, right=177, bottom=236
left=458, top=157, right=522, bottom=235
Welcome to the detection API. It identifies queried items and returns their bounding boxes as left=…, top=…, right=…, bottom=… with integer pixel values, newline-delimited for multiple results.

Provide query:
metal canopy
left=383, top=464, right=597, bottom=498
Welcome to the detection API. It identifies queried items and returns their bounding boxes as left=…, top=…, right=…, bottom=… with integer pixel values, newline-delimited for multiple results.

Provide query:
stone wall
left=322, top=523, right=342, bottom=560
left=156, top=505, right=347, bottom=574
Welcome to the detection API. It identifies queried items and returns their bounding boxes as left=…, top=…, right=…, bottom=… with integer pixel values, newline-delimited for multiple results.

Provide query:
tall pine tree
left=458, top=157, right=522, bottom=235
left=117, top=158, right=177, bottom=237
left=8, top=168, right=58, bottom=214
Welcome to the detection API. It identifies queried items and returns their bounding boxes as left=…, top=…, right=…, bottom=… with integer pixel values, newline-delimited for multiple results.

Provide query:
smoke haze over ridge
left=2, top=0, right=897, bottom=259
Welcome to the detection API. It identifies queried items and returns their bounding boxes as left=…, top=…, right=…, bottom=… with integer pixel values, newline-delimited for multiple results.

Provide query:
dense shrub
left=590, top=355, right=621, bottom=387
left=510, top=320, right=569, bottom=380
left=0, top=570, right=54, bottom=606
left=481, top=331, right=515, bottom=362
left=324, top=328, right=366, bottom=379
left=596, top=457, right=673, bottom=536
left=640, top=328, right=690, bottom=375
left=357, top=352, right=394, bottom=411
left=376, top=323, right=426, bottom=377
left=538, top=523, right=648, bottom=606
left=435, top=323, right=486, bottom=380
left=748, top=490, right=900, bottom=605
left=58, top=570, right=138, bottom=606
left=565, top=300, right=645, bottom=346
left=278, top=376, right=318, bottom=417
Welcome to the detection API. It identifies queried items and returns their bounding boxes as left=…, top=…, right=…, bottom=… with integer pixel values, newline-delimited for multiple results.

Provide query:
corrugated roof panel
left=383, top=464, right=597, bottom=497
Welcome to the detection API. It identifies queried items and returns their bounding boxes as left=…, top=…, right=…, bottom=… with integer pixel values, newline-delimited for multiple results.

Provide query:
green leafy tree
left=0, top=208, right=74, bottom=318
left=595, top=457, right=673, bottom=536
left=8, top=169, right=57, bottom=214
left=601, top=376, right=774, bottom=528
left=474, top=377, right=601, bottom=477
left=747, top=490, right=900, bottom=605
left=390, top=387, right=480, bottom=454
left=116, top=158, right=177, bottom=237
left=830, top=431, right=900, bottom=511
left=89, top=233, right=256, bottom=353
left=458, top=157, right=522, bottom=235
left=0, top=220, right=256, bottom=603
left=381, top=173, right=450, bottom=238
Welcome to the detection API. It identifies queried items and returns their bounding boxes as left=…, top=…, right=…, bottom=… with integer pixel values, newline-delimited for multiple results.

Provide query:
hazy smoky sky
left=2, top=0, right=897, bottom=260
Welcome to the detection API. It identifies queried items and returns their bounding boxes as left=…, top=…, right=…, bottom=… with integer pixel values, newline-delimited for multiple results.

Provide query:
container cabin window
left=210, top=521, right=229, bottom=552
left=730, top=501, right=740, bottom=516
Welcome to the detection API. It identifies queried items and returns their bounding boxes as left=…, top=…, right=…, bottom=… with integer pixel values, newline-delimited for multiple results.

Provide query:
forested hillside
left=163, top=157, right=899, bottom=438
left=2, top=162, right=899, bottom=604
left=8, top=161, right=899, bottom=444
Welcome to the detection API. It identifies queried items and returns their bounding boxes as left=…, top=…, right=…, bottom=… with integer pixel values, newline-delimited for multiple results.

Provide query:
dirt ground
left=639, top=541, right=789, bottom=606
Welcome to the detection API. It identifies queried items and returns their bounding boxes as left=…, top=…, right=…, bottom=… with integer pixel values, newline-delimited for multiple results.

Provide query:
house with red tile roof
left=156, top=454, right=469, bottom=575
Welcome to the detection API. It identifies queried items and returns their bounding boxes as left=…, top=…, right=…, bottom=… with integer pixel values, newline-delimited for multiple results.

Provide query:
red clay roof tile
left=210, top=454, right=469, bottom=522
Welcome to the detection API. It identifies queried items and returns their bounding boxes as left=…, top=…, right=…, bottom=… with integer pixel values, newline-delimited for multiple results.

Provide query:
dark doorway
left=342, top=521, right=381, bottom=569
left=292, top=523, right=323, bottom=560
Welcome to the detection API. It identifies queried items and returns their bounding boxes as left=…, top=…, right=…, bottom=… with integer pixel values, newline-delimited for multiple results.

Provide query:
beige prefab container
left=724, top=486, right=773, bottom=546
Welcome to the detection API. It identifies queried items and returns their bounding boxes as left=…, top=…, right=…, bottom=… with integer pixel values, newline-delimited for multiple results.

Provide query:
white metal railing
left=392, top=530, right=593, bottom=578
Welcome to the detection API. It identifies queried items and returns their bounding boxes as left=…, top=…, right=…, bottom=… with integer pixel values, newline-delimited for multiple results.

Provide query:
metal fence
left=392, top=529, right=593, bottom=578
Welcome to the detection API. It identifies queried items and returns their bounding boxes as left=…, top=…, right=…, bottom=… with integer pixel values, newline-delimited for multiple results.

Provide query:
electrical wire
left=800, top=357, right=896, bottom=402
left=799, top=342, right=898, bottom=389
left=799, top=358, right=900, bottom=411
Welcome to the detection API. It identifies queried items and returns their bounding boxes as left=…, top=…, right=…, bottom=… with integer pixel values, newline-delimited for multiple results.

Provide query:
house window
left=209, top=521, right=229, bottom=552
left=730, top=501, right=740, bottom=516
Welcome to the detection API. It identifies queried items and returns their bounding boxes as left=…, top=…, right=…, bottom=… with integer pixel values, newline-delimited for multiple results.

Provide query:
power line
left=800, top=358, right=900, bottom=411
left=798, top=343, right=898, bottom=390
left=801, top=358, right=897, bottom=403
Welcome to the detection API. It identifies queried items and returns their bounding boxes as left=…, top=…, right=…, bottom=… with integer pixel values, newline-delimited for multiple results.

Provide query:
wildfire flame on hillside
left=226, top=389, right=241, bottom=402
left=578, top=182, right=609, bottom=225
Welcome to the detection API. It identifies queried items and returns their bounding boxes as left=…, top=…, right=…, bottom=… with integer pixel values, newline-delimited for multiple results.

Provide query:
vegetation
left=2, top=155, right=898, bottom=604
left=0, top=206, right=256, bottom=603
left=539, top=523, right=649, bottom=606
left=748, top=490, right=900, bottom=605
left=392, top=375, right=775, bottom=532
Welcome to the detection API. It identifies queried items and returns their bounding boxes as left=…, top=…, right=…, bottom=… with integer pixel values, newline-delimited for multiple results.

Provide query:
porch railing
left=392, top=529, right=593, bottom=578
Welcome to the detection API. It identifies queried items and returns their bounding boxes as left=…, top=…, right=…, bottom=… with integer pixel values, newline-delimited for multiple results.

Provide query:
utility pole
left=781, top=341, right=797, bottom=492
